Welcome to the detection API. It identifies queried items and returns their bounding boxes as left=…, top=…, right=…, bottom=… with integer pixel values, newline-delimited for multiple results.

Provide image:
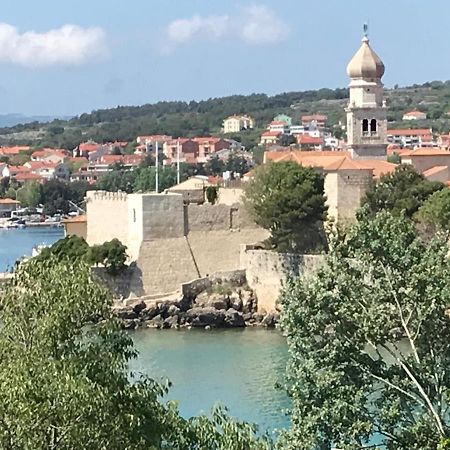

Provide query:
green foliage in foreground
left=279, top=211, right=450, bottom=450
left=416, top=188, right=450, bottom=234
left=244, top=162, right=327, bottom=253
left=0, top=259, right=272, bottom=449
left=38, top=235, right=128, bottom=275
left=360, top=164, right=444, bottom=219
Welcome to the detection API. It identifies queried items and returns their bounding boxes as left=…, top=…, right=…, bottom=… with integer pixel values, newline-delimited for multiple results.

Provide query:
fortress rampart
left=86, top=191, right=268, bottom=297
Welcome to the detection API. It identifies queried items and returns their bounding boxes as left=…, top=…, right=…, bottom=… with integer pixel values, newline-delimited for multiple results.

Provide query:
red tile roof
left=297, top=135, right=324, bottom=145
left=423, top=166, right=448, bottom=177
left=401, top=147, right=450, bottom=157
left=388, top=129, right=432, bottom=136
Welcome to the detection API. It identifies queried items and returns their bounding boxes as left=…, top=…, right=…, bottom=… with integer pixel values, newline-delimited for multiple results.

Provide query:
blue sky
left=0, top=0, right=447, bottom=116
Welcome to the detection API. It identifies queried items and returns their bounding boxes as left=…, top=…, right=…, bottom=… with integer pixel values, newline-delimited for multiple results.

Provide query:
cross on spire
left=363, top=22, right=369, bottom=38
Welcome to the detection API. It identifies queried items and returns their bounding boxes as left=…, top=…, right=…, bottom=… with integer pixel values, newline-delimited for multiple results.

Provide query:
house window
left=133, top=208, right=136, bottom=223
left=370, top=119, right=377, bottom=135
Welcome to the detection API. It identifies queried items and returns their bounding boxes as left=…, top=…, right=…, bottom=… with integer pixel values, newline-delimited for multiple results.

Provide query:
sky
left=0, top=0, right=448, bottom=116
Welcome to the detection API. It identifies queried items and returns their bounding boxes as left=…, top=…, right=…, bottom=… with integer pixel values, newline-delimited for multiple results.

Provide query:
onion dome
left=346, top=36, right=385, bottom=79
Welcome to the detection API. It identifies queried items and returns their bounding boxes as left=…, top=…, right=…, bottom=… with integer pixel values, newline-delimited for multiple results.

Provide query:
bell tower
left=346, top=26, right=387, bottom=160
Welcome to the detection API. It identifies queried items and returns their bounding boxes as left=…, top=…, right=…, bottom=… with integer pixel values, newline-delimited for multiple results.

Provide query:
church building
left=264, top=29, right=396, bottom=223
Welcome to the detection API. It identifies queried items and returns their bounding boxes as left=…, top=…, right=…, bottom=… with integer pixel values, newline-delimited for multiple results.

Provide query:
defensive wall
left=240, top=245, right=326, bottom=312
left=86, top=191, right=268, bottom=297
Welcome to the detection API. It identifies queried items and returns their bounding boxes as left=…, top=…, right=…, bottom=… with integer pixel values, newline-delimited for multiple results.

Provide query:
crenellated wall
left=85, top=191, right=267, bottom=295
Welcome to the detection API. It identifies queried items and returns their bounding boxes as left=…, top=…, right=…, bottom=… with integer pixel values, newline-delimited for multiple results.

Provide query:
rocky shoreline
left=113, top=285, right=279, bottom=330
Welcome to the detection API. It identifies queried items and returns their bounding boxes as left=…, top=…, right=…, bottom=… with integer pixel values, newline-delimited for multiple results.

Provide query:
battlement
left=87, top=190, right=128, bottom=202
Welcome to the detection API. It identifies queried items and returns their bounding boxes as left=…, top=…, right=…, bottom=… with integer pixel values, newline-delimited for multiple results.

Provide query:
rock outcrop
left=112, top=284, right=279, bottom=330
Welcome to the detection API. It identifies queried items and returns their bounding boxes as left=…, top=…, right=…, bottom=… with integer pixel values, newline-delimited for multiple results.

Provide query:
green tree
left=415, top=188, right=450, bottom=233
left=205, top=156, right=225, bottom=176
left=205, top=185, right=219, bottom=204
left=0, top=258, right=271, bottom=449
left=244, top=162, right=327, bottom=253
left=16, top=181, right=41, bottom=208
left=88, top=239, right=128, bottom=275
left=37, top=235, right=90, bottom=262
left=360, top=164, right=444, bottom=219
left=279, top=211, right=450, bottom=450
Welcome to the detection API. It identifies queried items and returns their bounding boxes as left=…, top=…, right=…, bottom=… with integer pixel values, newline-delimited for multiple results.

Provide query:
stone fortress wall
left=86, top=191, right=268, bottom=297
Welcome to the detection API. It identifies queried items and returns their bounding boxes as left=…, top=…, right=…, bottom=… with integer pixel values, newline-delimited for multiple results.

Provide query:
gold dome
left=346, top=36, right=385, bottom=79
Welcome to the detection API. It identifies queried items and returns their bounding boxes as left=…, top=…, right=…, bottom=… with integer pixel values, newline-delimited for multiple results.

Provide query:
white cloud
left=163, top=5, right=289, bottom=50
left=0, top=23, right=107, bottom=67
left=240, top=5, right=289, bottom=45
left=167, top=14, right=230, bottom=44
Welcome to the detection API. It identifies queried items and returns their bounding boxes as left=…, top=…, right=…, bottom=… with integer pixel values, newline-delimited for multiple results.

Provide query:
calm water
left=1, top=229, right=291, bottom=432
left=131, top=328, right=291, bottom=432
left=0, top=226, right=64, bottom=271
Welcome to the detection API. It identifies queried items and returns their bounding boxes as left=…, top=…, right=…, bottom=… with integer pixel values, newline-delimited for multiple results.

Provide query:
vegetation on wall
left=38, top=235, right=128, bottom=275
left=243, top=162, right=327, bottom=253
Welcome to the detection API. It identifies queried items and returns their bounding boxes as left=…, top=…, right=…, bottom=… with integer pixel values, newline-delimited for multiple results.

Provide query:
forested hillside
left=2, top=80, right=450, bottom=150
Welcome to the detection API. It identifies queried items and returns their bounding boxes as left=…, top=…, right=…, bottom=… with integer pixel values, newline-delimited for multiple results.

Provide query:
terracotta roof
left=297, top=135, right=324, bottom=145
left=401, top=148, right=450, bottom=157
left=14, top=172, right=43, bottom=181
left=403, top=110, right=426, bottom=117
left=7, top=165, right=30, bottom=173
left=388, top=129, right=432, bottom=136
left=62, top=215, right=87, bottom=224
left=193, top=137, right=222, bottom=143
left=262, top=131, right=283, bottom=137
left=264, top=151, right=396, bottom=178
left=25, top=161, right=58, bottom=170
left=0, top=146, right=30, bottom=155
left=0, top=198, right=20, bottom=204
left=423, top=166, right=448, bottom=178
left=79, top=143, right=100, bottom=152
left=302, top=114, right=327, bottom=122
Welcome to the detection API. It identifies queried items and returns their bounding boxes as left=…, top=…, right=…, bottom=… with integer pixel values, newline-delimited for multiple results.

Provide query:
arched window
left=362, top=119, right=369, bottom=135
left=370, top=119, right=377, bottom=134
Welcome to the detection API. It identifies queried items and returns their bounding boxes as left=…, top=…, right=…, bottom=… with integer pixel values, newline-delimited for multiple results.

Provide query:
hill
left=1, top=80, right=450, bottom=150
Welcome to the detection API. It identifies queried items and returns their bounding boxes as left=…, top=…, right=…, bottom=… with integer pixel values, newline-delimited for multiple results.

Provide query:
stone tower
left=346, top=30, right=387, bottom=159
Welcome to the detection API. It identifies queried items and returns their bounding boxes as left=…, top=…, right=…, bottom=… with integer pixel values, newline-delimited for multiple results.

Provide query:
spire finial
left=362, top=22, right=369, bottom=43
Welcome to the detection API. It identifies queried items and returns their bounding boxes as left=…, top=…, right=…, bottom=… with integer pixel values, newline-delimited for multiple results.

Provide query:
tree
left=88, top=239, right=128, bottom=275
left=205, top=185, right=219, bottom=204
left=16, top=181, right=41, bottom=208
left=279, top=211, right=450, bottom=450
left=244, top=162, right=327, bottom=253
left=225, top=154, right=250, bottom=175
left=0, top=258, right=271, bottom=449
left=415, top=188, right=450, bottom=233
left=360, top=164, right=444, bottom=219
left=37, top=235, right=90, bottom=262
left=205, top=156, right=225, bottom=176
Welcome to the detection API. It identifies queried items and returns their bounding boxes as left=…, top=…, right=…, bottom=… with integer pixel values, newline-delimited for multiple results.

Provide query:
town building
left=163, top=138, right=199, bottom=162
left=301, top=114, right=328, bottom=129
left=31, top=148, right=68, bottom=164
left=267, top=121, right=290, bottom=135
left=192, top=137, right=231, bottom=162
left=260, top=131, right=282, bottom=146
left=402, top=110, right=427, bottom=121
left=223, top=115, right=255, bottom=133
left=273, top=114, right=293, bottom=126
left=0, top=199, right=20, bottom=218
left=387, top=129, right=433, bottom=148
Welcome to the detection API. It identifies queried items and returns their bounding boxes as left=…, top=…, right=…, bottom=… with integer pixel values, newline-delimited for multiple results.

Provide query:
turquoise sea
left=0, top=227, right=64, bottom=272
left=1, top=228, right=291, bottom=432
left=0, top=226, right=65, bottom=271
left=131, top=328, right=291, bottom=432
